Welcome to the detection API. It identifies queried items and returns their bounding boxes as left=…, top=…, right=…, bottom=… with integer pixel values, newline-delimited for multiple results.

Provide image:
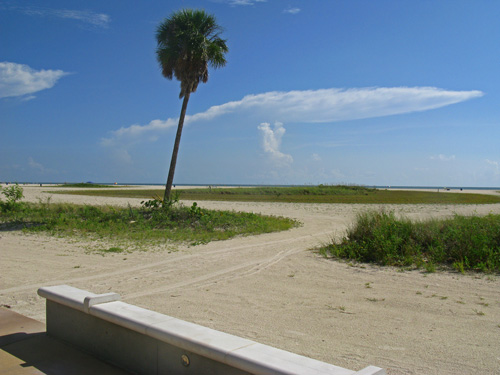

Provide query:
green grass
left=0, top=202, right=298, bottom=248
left=320, top=211, right=500, bottom=273
left=50, top=185, right=500, bottom=204
left=56, top=183, right=113, bottom=188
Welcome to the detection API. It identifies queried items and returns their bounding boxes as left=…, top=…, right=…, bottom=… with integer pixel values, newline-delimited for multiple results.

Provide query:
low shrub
left=321, top=211, right=500, bottom=273
left=0, top=183, right=24, bottom=212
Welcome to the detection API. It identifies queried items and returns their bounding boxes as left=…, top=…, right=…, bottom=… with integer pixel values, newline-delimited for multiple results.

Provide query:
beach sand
left=1, top=185, right=500, bottom=374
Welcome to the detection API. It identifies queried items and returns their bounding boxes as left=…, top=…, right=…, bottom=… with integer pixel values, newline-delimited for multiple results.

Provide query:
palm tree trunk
left=163, top=91, right=191, bottom=204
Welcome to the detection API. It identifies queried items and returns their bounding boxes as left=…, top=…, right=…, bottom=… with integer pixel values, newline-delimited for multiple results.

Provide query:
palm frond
left=156, top=9, right=228, bottom=98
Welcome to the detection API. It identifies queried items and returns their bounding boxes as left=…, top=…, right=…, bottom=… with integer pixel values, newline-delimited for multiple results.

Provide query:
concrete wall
left=38, top=285, right=385, bottom=375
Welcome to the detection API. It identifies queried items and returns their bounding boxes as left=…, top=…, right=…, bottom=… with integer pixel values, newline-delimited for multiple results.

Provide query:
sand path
left=1, top=185, right=500, bottom=374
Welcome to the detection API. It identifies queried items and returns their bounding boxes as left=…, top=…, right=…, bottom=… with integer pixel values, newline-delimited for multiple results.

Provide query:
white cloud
left=430, top=154, right=456, bottom=162
left=3, top=5, right=110, bottom=28
left=102, top=86, right=483, bottom=151
left=212, top=0, right=267, bottom=5
left=54, top=9, right=109, bottom=27
left=284, top=7, right=301, bottom=14
left=258, top=122, right=293, bottom=165
left=232, top=87, right=482, bottom=123
left=21, top=95, right=36, bottom=102
left=0, top=62, right=70, bottom=99
left=230, top=0, right=254, bottom=4
left=109, top=118, right=178, bottom=142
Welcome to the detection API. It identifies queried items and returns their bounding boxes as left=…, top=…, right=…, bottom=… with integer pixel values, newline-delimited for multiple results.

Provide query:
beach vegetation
left=0, top=200, right=298, bottom=247
left=0, top=183, right=24, bottom=211
left=156, top=9, right=228, bottom=204
left=56, top=183, right=112, bottom=188
left=51, top=185, right=500, bottom=204
left=320, top=210, right=500, bottom=273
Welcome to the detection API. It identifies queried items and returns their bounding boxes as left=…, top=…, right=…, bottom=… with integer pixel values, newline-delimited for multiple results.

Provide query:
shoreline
left=3, top=182, right=500, bottom=191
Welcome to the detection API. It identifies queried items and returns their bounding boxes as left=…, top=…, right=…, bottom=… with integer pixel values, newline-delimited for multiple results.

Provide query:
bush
left=0, top=184, right=24, bottom=211
left=321, top=210, right=500, bottom=273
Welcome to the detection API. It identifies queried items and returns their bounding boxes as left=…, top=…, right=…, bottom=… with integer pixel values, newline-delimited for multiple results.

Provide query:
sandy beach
left=1, top=185, right=500, bottom=374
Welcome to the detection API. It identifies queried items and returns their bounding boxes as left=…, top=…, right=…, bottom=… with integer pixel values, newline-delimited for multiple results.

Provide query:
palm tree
left=156, top=9, right=228, bottom=204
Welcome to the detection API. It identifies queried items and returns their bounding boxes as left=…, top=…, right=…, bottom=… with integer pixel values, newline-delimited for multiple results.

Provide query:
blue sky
left=1, top=0, right=499, bottom=186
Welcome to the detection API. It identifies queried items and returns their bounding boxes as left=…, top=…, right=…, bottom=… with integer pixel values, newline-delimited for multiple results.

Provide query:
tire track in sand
left=125, top=246, right=304, bottom=300
left=0, top=230, right=331, bottom=295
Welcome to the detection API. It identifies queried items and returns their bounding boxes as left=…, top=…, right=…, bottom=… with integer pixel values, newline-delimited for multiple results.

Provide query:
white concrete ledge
left=38, top=285, right=385, bottom=375
left=38, top=285, right=99, bottom=312
left=353, top=366, right=386, bottom=375
left=38, top=285, right=120, bottom=313
left=84, top=292, right=120, bottom=313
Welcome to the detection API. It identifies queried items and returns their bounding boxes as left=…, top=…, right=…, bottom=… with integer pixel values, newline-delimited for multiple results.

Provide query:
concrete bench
left=38, top=285, right=385, bottom=375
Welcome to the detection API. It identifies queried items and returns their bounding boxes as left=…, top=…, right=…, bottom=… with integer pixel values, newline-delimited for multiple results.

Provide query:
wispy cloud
left=284, top=7, right=301, bottom=14
left=430, top=154, right=456, bottom=162
left=0, top=62, right=70, bottom=99
left=212, top=0, right=267, bottom=5
left=28, top=157, right=55, bottom=174
left=2, top=4, right=110, bottom=28
left=28, top=157, right=45, bottom=172
left=311, top=153, right=321, bottom=162
left=486, top=159, right=500, bottom=175
left=258, top=122, right=293, bottom=165
left=102, top=86, right=483, bottom=146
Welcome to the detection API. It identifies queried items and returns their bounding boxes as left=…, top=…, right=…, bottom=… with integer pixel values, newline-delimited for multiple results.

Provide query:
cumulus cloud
left=430, top=154, right=456, bottom=162
left=2, top=4, right=110, bottom=28
left=258, top=122, right=293, bottom=165
left=0, top=62, right=70, bottom=99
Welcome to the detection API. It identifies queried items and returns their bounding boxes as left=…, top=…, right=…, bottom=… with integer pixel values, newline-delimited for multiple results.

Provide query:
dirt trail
left=1, top=186, right=500, bottom=374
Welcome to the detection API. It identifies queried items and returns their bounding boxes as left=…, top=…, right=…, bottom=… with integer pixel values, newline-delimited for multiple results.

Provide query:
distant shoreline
left=2, top=182, right=500, bottom=191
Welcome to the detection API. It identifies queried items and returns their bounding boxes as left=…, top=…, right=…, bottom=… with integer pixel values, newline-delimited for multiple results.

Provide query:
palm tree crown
left=156, top=9, right=228, bottom=98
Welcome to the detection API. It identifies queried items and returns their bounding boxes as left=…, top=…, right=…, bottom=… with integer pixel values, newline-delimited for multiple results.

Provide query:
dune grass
left=50, top=185, right=500, bottom=204
left=320, top=211, right=500, bottom=273
left=0, top=201, right=298, bottom=247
